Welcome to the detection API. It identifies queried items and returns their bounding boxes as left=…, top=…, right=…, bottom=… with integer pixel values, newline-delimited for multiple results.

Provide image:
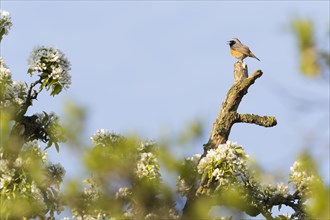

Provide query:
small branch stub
left=234, top=61, right=248, bottom=82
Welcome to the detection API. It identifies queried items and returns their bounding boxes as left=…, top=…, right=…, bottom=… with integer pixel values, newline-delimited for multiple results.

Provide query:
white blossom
left=14, top=157, right=23, bottom=167
left=138, top=139, right=157, bottom=152
left=22, top=140, right=48, bottom=163
left=0, top=57, right=11, bottom=81
left=168, top=208, right=180, bottom=219
left=1, top=10, right=10, bottom=17
left=276, top=182, right=289, bottom=197
left=0, top=159, right=9, bottom=173
left=90, top=129, right=122, bottom=146
left=186, top=154, right=201, bottom=164
left=0, top=173, right=13, bottom=189
left=135, top=152, right=160, bottom=180
left=289, top=160, right=319, bottom=195
left=212, top=168, right=225, bottom=181
left=177, top=177, right=190, bottom=195
left=197, top=141, right=248, bottom=190
left=28, top=46, right=71, bottom=89
left=177, top=153, right=201, bottom=195
left=4, top=81, right=28, bottom=105
left=91, top=129, right=110, bottom=144
left=31, top=181, right=40, bottom=194
left=145, top=213, right=158, bottom=220
left=0, top=158, right=15, bottom=189
left=0, top=10, right=12, bottom=36
left=30, top=181, right=48, bottom=211
left=123, top=211, right=134, bottom=219
left=115, top=187, right=131, bottom=200
left=0, top=57, right=28, bottom=109
left=74, top=215, right=98, bottom=220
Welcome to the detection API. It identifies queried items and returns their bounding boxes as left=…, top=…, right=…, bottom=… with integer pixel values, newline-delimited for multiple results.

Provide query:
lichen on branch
left=204, top=63, right=277, bottom=152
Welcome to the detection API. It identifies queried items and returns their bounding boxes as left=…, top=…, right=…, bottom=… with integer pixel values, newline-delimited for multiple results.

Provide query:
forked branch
left=182, top=61, right=277, bottom=219
left=203, top=62, right=277, bottom=154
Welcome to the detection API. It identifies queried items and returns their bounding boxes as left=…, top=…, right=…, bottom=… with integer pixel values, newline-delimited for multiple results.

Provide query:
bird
left=227, top=38, right=260, bottom=61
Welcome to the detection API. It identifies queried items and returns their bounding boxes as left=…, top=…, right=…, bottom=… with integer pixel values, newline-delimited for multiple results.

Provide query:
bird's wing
left=232, top=44, right=251, bottom=56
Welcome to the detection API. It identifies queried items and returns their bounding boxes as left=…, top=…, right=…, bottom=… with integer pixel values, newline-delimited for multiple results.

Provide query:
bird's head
left=227, top=38, right=241, bottom=46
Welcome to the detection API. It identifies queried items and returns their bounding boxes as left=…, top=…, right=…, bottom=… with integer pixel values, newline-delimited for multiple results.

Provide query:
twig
left=16, top=76, right=43, bottom=120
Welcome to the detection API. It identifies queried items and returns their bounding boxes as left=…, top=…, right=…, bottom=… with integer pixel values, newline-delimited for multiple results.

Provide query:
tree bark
left=182, top=61, right=277, bottom=219
left=203, top=62, right=277, bottom=154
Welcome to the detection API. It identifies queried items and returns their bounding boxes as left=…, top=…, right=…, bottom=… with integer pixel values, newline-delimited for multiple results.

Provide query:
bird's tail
left=249, top=52, right=260, bottom=61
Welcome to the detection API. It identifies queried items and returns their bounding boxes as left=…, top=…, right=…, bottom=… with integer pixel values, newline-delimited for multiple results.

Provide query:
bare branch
left=203, top=67, right=265, bottom=152
left=236, top=114, right=277, bottom=127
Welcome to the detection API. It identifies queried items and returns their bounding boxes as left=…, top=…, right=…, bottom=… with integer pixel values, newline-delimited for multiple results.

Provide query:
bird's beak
left=227, top=41, right=231, bottom=45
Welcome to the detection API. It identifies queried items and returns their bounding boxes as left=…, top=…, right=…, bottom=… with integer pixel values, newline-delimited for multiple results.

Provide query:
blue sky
left=1, top=0, right=329, bottom=196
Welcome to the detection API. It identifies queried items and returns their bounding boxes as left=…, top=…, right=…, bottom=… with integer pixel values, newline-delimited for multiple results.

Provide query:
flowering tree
left=0, top=10, right=329, bottom=220
left=1, top=10, right=67, bottom=218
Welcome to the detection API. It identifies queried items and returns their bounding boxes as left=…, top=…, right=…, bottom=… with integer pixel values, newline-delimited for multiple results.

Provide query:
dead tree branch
left=182, top=61, right=277, bottom=219
left=203, top=63, right=277, bottom=154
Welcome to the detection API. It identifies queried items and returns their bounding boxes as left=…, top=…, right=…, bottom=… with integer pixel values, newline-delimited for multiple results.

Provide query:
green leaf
left=41, top=76, right=50, bottom=91
left=235, top=147, right=244, bottom=155
left=207, top=169, right=213, bottom=185
left=44, top=141, right=52, bottom=150
left=41, top=111, right=49, bottom=124
left=201, top=172, right=208, bottom=183
left=278, top=204, right=282, bottom=211
left=0, top=28, right=5, bottom=42
left=40, top=72, right=49, bottom=78
left=55, top=142, right=60, bottom=153
left=48, top=78, right=58, bottom=87
left=215, top=158, right=223, bottom=166
left=50, top=84, right=62, bottom=96
left=43, top=111, right=49, bottom=118
left=27, top=68, right=34, bottom=75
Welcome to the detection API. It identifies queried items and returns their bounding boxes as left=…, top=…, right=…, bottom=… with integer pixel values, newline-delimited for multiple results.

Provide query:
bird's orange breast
left=230, top=49, right=244, bottom=58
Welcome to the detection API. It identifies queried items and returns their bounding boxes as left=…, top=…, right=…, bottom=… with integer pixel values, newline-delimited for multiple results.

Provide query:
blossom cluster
left=1, top=81, right=28, bottom=109
left=0, top=10, right=12, bottom=37
left=0, top=155, right=15, bottom=190
left=0, top=56, right=11, bottom=82
left=177, top=154, right=201, bottom=195
left=72, top=212, right=107, bottom=220
left=90, top=129, right=160, bottom=181
left=80, top=130, right=171, bottom=218
left=135, top=139, right=160, bottom=180
left=46, top=163, right=66, bottom=187
left=0, top=141, right=63, bottom=215
left=90, top=129, right=123, bottom=146
left=187, top=154, right=202, bottom=164
left=28, top=46, right=71, bottom=91
left=0, top=57, right=28, bottom=109
left=262, top=182, right=290, bottom=203
left=275, top=182, right=290, bottom=197
left=289, top=161, right=318, bottom=196
left=135, top=152, right=160, bottom=180
left=21, top=140, right=48, bottom=163
left=197, top=141, right=248, bottom=191
left=122, top=208, right=180, bottom=220
left=115, top=187, right=132, bottom=200
left=36, top=112, right=66, bottom=145
left=71, top=178, right=104, bottom=219
left=137, top=139, right=157, bottom=152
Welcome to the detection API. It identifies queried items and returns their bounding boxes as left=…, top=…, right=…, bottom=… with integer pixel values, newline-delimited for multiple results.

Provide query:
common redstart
left=228, top=38, right=260, bottom=61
